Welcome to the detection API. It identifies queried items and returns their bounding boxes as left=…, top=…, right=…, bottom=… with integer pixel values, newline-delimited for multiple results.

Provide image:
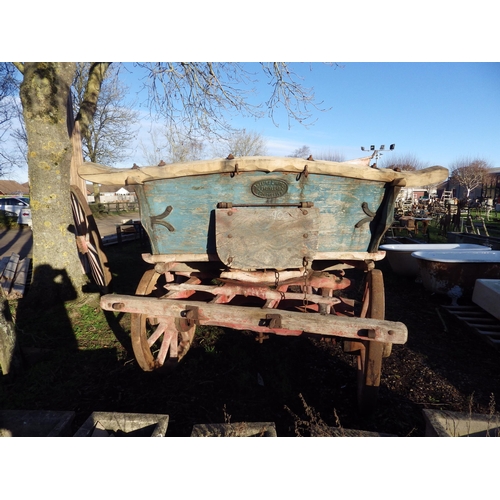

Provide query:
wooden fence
left=91, top=201, right=139, bottom=214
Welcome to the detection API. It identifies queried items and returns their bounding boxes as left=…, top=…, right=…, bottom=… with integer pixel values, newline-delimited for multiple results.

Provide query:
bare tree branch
left=72, top=63, right=138, bottom=165
left=134, top=62, right=324, bottom=138
left=315, top=149, right=346, bottom=162
left=382, top=153, right=428, bottom=171
left=0, top=63, right=24, bottom=175
left=290, top=145, right=311, bottom=158
left=450, top=157, right=492, bottom=198
left=140, top=125, right=206, bottom=164
left=210, top=129, right=267, bottom=158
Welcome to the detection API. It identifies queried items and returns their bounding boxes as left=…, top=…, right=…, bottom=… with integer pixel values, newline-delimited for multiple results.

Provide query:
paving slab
left=0, top=226, right=32, bottom=261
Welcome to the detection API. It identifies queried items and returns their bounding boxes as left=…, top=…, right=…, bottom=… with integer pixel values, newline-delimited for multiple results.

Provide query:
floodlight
left=361, top=147, right=366, bottom=151
left=380, top=145, right=385, bottom=150
left=370, top=145, right=375, bottom=150
left=390, top=144, right=395, bottom=150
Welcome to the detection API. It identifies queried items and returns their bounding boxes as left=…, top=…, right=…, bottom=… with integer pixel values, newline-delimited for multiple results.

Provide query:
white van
left=0, top=197, right=32, bottom=227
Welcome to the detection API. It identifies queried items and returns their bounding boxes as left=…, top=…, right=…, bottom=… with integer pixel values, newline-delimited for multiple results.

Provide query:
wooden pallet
left=442, top=304, right=500, bottom=349
left=0, top=253, right=31, bottom=300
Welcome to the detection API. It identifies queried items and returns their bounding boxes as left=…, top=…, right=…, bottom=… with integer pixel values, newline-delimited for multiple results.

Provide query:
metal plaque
left=251, top=179, right=288, bottom=199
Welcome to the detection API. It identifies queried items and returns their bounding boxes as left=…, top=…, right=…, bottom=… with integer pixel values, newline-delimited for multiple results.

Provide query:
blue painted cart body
left=134, top=169, right=392, bottom=269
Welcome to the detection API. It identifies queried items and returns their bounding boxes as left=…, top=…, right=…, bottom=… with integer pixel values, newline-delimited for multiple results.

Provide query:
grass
left=392, top=212, right=500, bottom=244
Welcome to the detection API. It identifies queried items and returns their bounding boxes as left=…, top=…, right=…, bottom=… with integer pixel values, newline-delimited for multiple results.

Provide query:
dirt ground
left=322, top=257, right=500, bottom=436
left=96, top=249, right=500, bottom=437
left=3, top=230, right=499, bottom=437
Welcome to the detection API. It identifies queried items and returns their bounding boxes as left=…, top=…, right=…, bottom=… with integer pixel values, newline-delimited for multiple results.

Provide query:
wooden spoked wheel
left=130, top=269, right=196, bottom=372
left=356, top=269, right=388, bottom=415
left=70, top=185, right=112, bottom=294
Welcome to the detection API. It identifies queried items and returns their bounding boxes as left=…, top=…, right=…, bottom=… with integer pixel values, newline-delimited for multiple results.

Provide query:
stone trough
left=423, top=409, right=500, bottom=437
left=0, top=410, right=75, bottom=437
left=73, top=412, right=169, bottom=437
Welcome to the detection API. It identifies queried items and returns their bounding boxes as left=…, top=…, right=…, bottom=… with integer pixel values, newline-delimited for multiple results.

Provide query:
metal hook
left=230, top=163, right=239, bottom=178
left=296, top=165, right=309, bottom=181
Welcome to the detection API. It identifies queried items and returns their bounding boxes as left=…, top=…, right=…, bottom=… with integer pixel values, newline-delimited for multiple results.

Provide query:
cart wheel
left=130, top=269, right=196, bottom=372
left=356, top=269, right=388, bottom=415
left=70, top=185, right=112, bottom=294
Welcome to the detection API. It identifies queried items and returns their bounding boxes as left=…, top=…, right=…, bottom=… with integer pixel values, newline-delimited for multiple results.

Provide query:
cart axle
left=101, top=294, right=407, bottom=344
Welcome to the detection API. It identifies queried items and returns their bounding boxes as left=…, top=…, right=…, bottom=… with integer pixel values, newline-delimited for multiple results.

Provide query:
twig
left=435, top=308, right=448, bottom=332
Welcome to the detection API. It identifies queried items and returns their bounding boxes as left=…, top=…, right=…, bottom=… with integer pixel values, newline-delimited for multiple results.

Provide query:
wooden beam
left=0, top=257, right=10, bottom=278
left=100, top=294, right=408, bottom=344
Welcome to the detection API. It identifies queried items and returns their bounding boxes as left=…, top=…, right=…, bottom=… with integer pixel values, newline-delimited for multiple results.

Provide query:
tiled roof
left=0, top=180, right=29, bottom=195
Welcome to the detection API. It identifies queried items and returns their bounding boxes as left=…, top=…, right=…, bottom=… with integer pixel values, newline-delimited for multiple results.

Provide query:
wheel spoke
left=168, top=329, right=178, bottom=359
left=131, top=270, right=196, bottom=372
left=156, top=323, right=176, bottom=366
left=148, top=322, right=166, bottom=347
left=70, top=185, right=111, bottom=293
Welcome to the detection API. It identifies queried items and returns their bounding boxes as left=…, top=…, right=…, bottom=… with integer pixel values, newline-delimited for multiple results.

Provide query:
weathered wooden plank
left=0, top=256, right=11, bottom=279
left=165, top=282, right=342, bottom=305
left=141, top=250, right=386, bottom=266
left=1, top=254, right=19, bottom=296
left=136, top=173, right=385, bottom=256
left=9, top=258, right=30, bottom=299
left=79, top=157, right=448, bottom=188
left=100, top=294, right=408, bottom=344
left=215, top=207, right=319, bottom=269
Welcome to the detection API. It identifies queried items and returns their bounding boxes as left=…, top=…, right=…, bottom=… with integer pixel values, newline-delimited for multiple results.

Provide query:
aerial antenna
left=361, top=144, right=395, bottom=167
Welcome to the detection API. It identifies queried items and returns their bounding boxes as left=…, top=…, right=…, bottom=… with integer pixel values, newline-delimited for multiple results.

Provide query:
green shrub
left=0, top=211, right=19, bottom=229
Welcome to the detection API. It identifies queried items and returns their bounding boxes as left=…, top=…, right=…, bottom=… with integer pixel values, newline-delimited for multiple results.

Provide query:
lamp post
left=361, top=144, right=395, bottom=167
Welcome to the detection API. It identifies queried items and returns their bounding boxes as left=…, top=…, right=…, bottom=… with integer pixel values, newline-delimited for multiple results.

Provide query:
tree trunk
left=93, top=182, right=101, bottom=204
left=20, top=63, right=88, bottom=305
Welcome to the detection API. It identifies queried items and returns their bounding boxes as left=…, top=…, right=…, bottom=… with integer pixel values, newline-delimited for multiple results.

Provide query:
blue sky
left=6, top=62, right=500, bottom=183
left=117, top=62, right=500, bottom=171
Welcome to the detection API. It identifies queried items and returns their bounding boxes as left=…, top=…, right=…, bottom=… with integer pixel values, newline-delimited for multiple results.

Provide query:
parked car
left=0, top=197, right=32, bottom=227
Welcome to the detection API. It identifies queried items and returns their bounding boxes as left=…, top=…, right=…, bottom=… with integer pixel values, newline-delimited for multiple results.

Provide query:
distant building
left=482, top=168, right=500, bottom=205
left=87, top=184, right=137, bottom=203
left=0, top=180, right=29, bottom=196
left=436, top=167, right=500, bottom=206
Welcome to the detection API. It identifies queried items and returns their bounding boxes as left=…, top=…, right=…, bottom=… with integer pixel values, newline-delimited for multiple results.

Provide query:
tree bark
left=19, top=62, right=88, bottom=304
left=0, top=298, right=23, bottom=377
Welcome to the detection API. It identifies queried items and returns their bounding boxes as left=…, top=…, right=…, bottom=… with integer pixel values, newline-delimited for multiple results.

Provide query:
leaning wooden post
left=67, top=92, right=87, bottom=197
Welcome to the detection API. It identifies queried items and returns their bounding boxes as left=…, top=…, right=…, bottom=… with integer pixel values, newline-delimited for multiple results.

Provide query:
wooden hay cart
left=79, top=156, right=448, bottom=413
